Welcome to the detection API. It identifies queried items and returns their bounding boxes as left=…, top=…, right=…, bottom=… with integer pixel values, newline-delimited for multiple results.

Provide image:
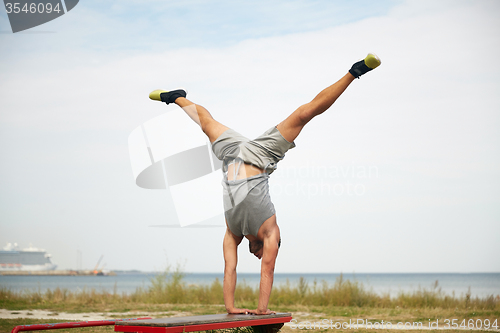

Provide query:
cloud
left=0, top=0, right=499, bottom=272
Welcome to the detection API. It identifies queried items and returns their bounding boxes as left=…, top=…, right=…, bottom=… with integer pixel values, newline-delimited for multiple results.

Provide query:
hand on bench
left=248, top=309, right=276, bottom=315
left=226, top=307, right=251, bottom=315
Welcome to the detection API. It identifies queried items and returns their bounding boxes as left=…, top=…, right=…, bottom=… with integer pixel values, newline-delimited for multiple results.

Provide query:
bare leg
left=174, top=96, right=265, bottom=178
left=276, top=72, right=355, bottom=142
left=174, top=97, right=229, bottom=143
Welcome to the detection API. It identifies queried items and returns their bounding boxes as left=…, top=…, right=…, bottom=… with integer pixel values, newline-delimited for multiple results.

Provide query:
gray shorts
left=211, top=127, right=295, bottom=237
left=212, top=126, right=296, bottom=175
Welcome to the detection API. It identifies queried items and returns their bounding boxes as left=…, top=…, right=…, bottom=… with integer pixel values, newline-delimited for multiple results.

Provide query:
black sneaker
left=349, top=53, right=381, bottom=78
left=149, top=88, right=187, bottom=104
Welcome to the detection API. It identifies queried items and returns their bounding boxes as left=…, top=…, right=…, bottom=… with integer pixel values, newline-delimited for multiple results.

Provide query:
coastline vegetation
left=1, top=267, right=498, bottom=313
left=1, top=268, right=499, bottom=333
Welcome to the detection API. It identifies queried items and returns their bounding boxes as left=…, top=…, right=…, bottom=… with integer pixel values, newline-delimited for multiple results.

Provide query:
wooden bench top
left=114, top=313, right=292, bottom=333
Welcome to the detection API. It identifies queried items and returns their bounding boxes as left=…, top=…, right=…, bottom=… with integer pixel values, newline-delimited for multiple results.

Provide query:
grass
left=1, top=307, right=499, bottom=333
left=1, top=268, right=499, bottom=333
left=1, top=268, right=498, bottom=311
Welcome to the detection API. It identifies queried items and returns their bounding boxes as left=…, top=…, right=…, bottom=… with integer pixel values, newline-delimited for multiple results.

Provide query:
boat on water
left=0, top=243, right=57, bottom=271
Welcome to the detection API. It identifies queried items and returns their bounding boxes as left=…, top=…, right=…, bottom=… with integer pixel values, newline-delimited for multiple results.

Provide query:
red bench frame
left=115, top=315, right=292, bottom=333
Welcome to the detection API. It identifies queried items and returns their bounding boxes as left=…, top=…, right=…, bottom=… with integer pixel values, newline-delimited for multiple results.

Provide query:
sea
left=1, top=273, right=499, bottom=298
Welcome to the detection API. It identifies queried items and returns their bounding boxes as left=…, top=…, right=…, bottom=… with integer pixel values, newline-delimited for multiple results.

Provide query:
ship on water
left=0, top=243, right=57, bottom=271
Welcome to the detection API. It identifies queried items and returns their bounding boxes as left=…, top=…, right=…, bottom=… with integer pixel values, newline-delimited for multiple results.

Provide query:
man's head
left=249, top=238, right=281, bottom=259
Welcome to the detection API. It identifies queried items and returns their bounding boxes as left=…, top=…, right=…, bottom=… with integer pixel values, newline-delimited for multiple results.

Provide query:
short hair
left=249, top=238, right=281, bottom=254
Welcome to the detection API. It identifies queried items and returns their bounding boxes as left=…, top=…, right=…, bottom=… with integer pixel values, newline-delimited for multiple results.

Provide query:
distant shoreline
left=1, top=272, right=499, bottom=298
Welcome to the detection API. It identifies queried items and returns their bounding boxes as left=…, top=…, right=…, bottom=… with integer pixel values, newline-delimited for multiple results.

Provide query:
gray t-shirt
left=211, top=127, right=295, bottom=237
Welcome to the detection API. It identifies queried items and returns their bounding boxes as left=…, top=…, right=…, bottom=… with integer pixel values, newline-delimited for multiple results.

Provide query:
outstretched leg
left=149, top=89, right=229, bottom=143
left=277, top=53, right=381, bottom=142
left=276, top=72, right=355, bottom=143
left=174, top=97, right=229, bottom=143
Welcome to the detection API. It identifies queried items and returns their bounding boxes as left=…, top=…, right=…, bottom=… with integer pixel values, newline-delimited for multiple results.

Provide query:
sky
left=0, top=0, right=499, bottom=274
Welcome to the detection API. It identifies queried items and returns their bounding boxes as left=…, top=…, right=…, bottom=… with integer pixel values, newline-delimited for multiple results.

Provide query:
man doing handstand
left=148, top=53, right=381, bottom=315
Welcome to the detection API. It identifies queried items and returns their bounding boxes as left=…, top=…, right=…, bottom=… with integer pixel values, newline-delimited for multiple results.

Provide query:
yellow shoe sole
left=149, top=89, right=168, bottom=101
left=365, top=53, right=381, bottom=69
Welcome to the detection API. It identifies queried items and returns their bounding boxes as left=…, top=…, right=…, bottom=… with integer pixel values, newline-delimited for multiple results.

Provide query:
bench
left=114, top=313, right=292, bottom=333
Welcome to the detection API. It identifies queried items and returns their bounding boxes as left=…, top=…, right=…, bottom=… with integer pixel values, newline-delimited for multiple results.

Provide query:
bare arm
left=222, top=229, right=248, bottom=314
left=250, top=228, right=280, bottom=315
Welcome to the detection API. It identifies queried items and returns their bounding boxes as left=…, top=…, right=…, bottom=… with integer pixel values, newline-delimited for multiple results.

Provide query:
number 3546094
left=444, top=319, right=498, bottom=330
left=5, top=2, right=62, bottom=14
